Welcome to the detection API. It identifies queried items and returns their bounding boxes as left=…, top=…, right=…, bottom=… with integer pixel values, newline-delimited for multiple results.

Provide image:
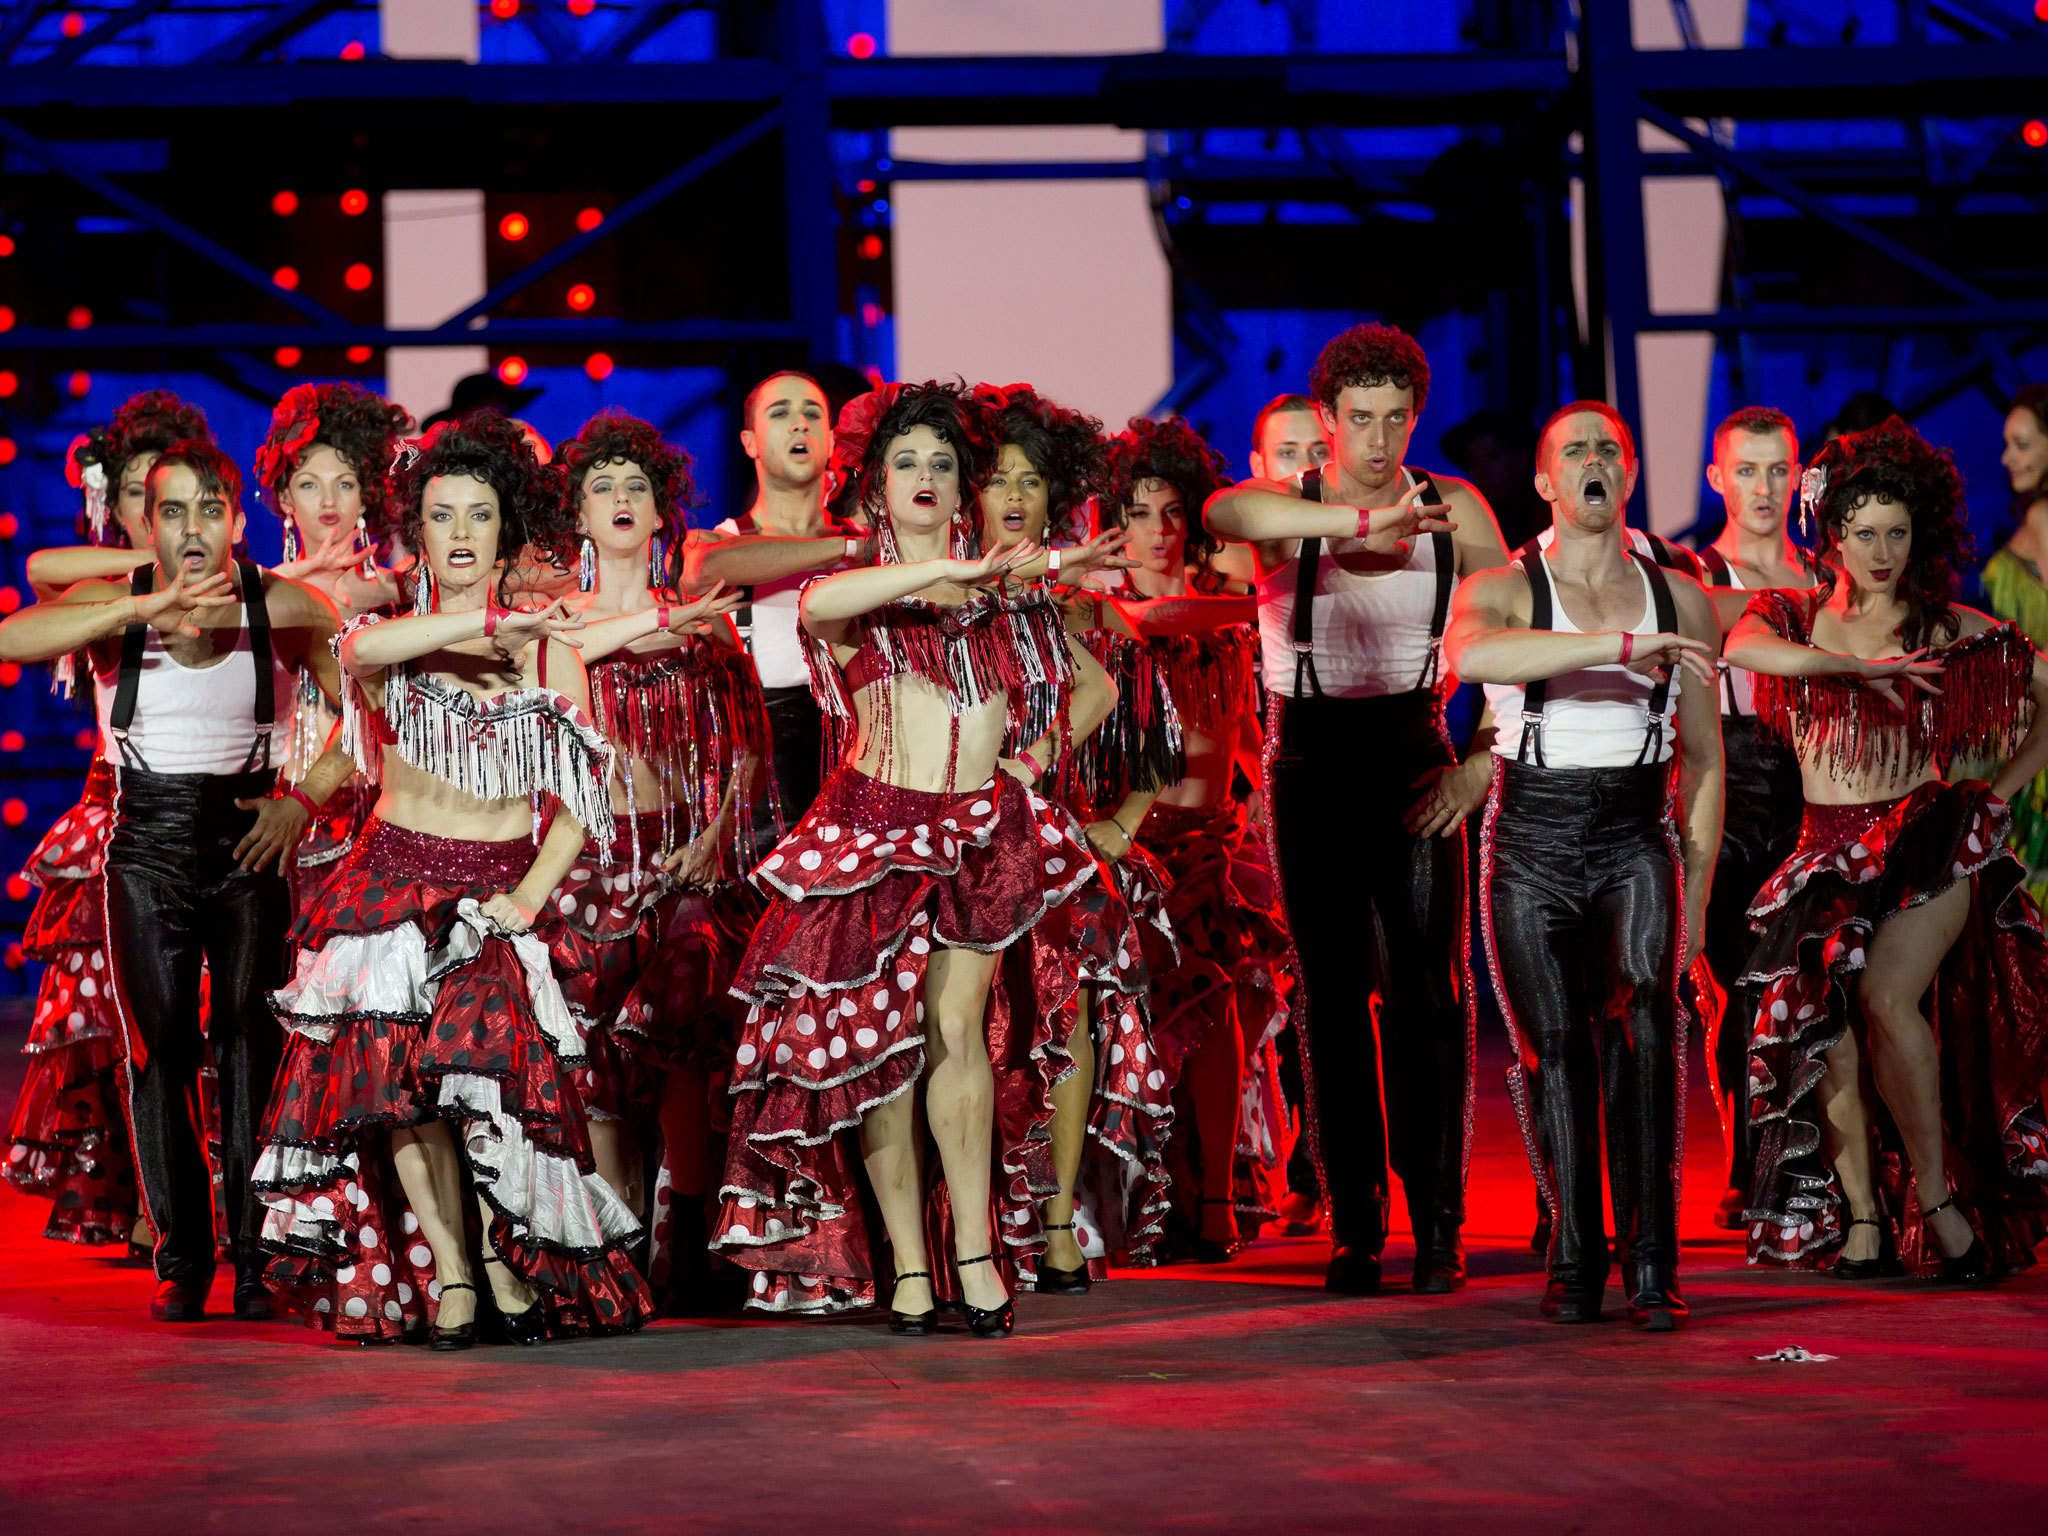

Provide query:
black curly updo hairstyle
left=1808, top=415, right=1972, bottom=651
left=556, top=409, right=699, bottom=588
left=975, top=384, right=1106, bottom=546
left=1102, top=416, right=1232, bottom=566
left=70, top=389, right=214, bottom=546
left=389, top=410, right=569, bottom=604
left=830, top=380, right=995, bottom=558
left=255, top=382, right=415, bottom=550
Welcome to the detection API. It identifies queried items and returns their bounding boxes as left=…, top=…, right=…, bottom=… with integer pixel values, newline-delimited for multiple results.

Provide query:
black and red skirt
left=4, top=763, right=141, bottom=1246
left=713, top=766, right=1152, bottom=1313
left=1744, top=781, right=2048, bottom=1271
left=254, top=818, right=651, bottom=1341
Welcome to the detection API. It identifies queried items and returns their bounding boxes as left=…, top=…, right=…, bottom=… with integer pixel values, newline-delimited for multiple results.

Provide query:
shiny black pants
left=105, top=769, right=288, bottom=1285
left=1701, top=719, right=1804, bottom=1191
left=751, top=684, right=821, bottom=863
left=1269, top=691, right=1470, bottom=1259
left=1487, top=761, right=1680, bottom=1287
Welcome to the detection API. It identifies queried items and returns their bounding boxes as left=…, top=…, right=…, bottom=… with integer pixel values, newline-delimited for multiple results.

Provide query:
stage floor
left=2, top=1021, right=2043, bottom=1534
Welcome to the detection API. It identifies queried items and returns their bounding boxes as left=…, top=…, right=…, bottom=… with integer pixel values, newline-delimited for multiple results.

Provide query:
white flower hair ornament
left=1798, top=463, right=1828, bottom=539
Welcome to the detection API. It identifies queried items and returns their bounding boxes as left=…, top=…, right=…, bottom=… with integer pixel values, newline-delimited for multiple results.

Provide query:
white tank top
left=715, top=513, right=854, bottom=690
left=95, top=603, right=293, bottom=775
left=1486, top=555, right=1680, bottom=768
left=1709, top=560, right=1757, bottom=718
left=1257, top=467, right=1452, bottom=699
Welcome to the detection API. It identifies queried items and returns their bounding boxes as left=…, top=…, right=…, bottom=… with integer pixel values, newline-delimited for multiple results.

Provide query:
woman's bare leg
left=390, top=1120, right=475, bottom=1327
left=1856, top=880, right=1974, bottom=1258
left=1043, top=994, right=1093, bottom=1273
left=922, top=944, right=1006, bottom=1312
left=858, top=1086, right=928, bottom=1312
left=1816, top=1028, right=1880, bottom=1264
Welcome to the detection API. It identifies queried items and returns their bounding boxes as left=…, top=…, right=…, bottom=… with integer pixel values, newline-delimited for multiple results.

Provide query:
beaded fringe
left=1070, top=631, right=1186, bottom=812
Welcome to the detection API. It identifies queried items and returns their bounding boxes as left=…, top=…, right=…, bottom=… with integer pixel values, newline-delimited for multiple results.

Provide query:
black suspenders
left=108, top=559, right=276, bottom=773
left=1289, top=467, right=1454, bottom=700
left=1695, top=545, right=1743, bottom=715
left=1514, top=550, right=1677, bottom=768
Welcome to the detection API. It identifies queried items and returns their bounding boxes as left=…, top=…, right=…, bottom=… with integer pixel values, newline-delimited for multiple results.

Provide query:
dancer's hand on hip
left=233, top=793, right=309, bottom=872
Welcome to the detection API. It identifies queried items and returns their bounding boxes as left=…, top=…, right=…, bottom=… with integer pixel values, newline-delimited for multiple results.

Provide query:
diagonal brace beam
left=192, top=0, right=355, bottom=65
left=44, top=0, right=178, bottom=66
left=0, top=114, right=353, bottom=329
left=434, top=105, right=784, bottom=332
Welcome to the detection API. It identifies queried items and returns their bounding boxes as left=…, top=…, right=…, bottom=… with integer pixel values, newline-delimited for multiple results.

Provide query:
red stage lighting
left=2037, top=0, right=2048, bottom=20
left=566, top=283, right=595, bottom=311
left=2026, top=119, right=2048, bottom=148
left=1, top=800, right=25, bottom=827
left=848, top=32, right=877, bottom=58
left=0, top=662, right=19, bottom=686
left=271, top=189, right=299, bottom=216
left=855, top=179, right=876, bottom=194
left=0, top=373, right=16, bottom=399
left=569, top=0, right=595, bottom=14
left=346, top=345, right=373, bottom=364
left=0, top=306, right=14, bottom=331
left=0, top=440, right=15, bottom=465
left=858, top=233, right=884, bottom=261
left=0, top=513, right=16, bottom=537
left=340, top=39, right=365, bottom=59
left=340, top=189, right=370, bottom=216
left=275, top=347, right=303, bottom=368
left=66, top=371, right=90, bottom=398
left=66, top=306, right=90, bottom=329
left=60, top=13, right=84, bottom=39
left=74, top=728, right=95, bottom=751
left=860, top=301, right=884, bottom=328
left=490, top=0, right=519, bottom=17
left=0, top=236, right=13, bottom=256
left=576, top=206, right=604, bottom=232
left=273, top=265, right=300, bottom=290
left=344, top=263, right=374, bottom=291
left=1, top=731, right=22, bottom=752
left=0, top=588, right=18, bottom=614
left=498, top=356, right=529, bottom=386
left=584, top=352, right=614, bottom=381
left=499, top=211, right=530, bottom=242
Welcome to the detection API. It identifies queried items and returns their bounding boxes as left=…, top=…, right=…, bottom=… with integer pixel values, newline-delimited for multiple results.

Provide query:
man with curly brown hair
left=1206, top=322, right=1509, bottom=1296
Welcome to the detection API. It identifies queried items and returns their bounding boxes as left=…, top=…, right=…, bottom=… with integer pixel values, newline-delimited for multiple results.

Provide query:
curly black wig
left=69, top=389, right=214, bottom=546
left=1808, top=415, right=1971, bottom=651
left=556, top=409, right=699, bottom=588
left=389, top=410, right=569, bottom=604
left=974, top=383, right=1107, bottom=546
left=1309, top=322, right=1430, bottom=415
left=1102, top=416, right=1232, bottom=566
left=255, top=382, right=415, bottom=546
left=847, top=379, right=996, bottom=524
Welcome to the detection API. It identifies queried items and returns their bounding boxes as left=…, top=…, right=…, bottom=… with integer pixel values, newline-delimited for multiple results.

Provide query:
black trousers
left=751, top=684, right=823, bottom=864
left=1701, top=718, right=1804, bottom=1190
left=1487, top=760, right=1680, bottom=1286
left=105, top=768, right=289, bottom=1285
left=1268, top=690, right=1470, bottom=1258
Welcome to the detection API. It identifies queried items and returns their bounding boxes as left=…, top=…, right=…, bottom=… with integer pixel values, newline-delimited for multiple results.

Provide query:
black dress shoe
left=956, top=1253, right=1014, bottom=1338
left=1539, top=1276, right=1604, bottom=1324
left=1624, top=1264, right=1687, bottom=1331
left=232, top=1275, right=273, bottom=1321
left=1529, top=1191, right=1552, bottom=1256
left=1036, top=1223, right=1091, bottom=1295
left=888, top=1270, right=939, bottom=1334
left=1324, top=1245, right=1381, bottom=1295
left=149, top=1278, right=208, bottom=1323
left=1413, top=1235, right=1467, bottom=1295
left=429, top=1282, right=478, bottom=1351
left=498, top=1299, right=548, bottom=1345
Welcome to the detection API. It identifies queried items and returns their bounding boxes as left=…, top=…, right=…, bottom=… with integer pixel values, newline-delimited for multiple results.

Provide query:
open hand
left=1403, top=756, right=1492, bottom=839
left=660, top=825, right=726, bottom=889
left=953, top=541, right=1041, bottom=588
left=664, top=582, right=742, bottom=633
left=1054, top=527, right=1136, bottom=584
left=232, top=793, right=309, bottom=872
left=1358, top=482, right=1458, bottom=555
left=134, top=569, right=237, bottom=639
left=1856, top=650, right=1944, bottom=710
left=1623, top=632, right=1719, bottom=689
left=494, top=596, right=587, bottom=653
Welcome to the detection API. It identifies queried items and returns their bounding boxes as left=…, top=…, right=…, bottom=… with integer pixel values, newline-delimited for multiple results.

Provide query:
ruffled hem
left=4, top=1035, right=139, bottom=1245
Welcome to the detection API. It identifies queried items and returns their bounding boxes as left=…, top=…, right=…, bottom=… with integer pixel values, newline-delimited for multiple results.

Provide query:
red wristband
left=1618, top=631, right=1635, bottom=665
left=1020, top=753, right=1044, bottom=785
left=280, top=783, right=319, bottom=816
left=656, top=601, right=671, bottom=631
left=483, top=604, right=501, bottom=639
left=1354, top=507, right=1374, bottom=540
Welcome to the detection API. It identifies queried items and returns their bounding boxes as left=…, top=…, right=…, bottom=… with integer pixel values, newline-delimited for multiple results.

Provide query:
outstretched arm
left=684, top=529, right=856, bottom=595
left=800, top=543, right=1037, bottom=643
left=1724, top=606, right=1944, bottom=709
left=339, top=597, right=586, bottom=679
left=0, top=569, right=236, bottom=664
left=1204, top=478, right=1453, bottom=553
left=571, top=586, right=743, bottom=665
left=1107, top=590, right=1257, bottom=638
left=1671, top=584, right=1726, bottom=971
left=1445, top=566, right=1715, bottom=688
left=26, top=546, right=151, bottom=604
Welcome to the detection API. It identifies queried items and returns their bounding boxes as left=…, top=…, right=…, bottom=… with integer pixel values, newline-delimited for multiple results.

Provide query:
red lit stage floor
left=3, top=1024, right=2044, bottom=1535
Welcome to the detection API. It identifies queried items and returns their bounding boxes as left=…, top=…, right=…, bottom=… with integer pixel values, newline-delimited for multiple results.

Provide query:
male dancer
left=1694, top=406, right=1813, bottom=1224
left=0, top=443, right=354, bottom=1321
left=1206, top=322, right=1508, bottom=1295
left=682, top=370, right=864, bottom=850
left=1445, top=401, right=1724, bottom=1330
left=1247, top=393, right=1331, bottom=484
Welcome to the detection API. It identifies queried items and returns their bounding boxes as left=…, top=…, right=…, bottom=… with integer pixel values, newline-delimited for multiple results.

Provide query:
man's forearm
left=1678, top=760, right=1724, bottom=922
left=1446, top=626, right=1624, bottom=687
left=294, top=734, right=358, bottom=805
left=689, top=534, right=846, bottom=592
left=0, top=594, right=136, bottom=663
left=1204, top=484, right=1359, bottom=545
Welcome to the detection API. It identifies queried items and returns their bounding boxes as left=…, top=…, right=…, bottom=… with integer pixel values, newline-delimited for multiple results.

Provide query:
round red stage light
left=860, top=301, right=884, bottom=328
left=271, top=189, right=299, bottom=216
left=584, top=352, right=614, bottom=381
left=0, top=662, right=19, bottom=685
left=1, top=799, right=25, bottom=827
left=2026, top=119, right=2048, bottom=149
left=340, top=189, right=370, bottom=216
left=60, top=13, right=84, bottom=39
left=498, top=356, right=529, bottom=386
left=344, top=263, right=374, bottom=291
left=499, top=211, right=530, bottom=242
left=490, top=0, right=519, bottom=17
left=74, top=728, right=95, bottom=751
left=569, top=0, right=595, bottom=14
left=576, top=206, right=604, bottom=232
left=0, top=373, right=16, bottom=399
left=847, top=32, right=877, bottom=58
left=0, top=513, right=17, bottom=537
left=346, top=345, right=373, bottom=364
left=1, top=731, right=22, bottom=752
left=66, top=306, right=90, bottom=329
left=0, top=588, right=18, bottom=614
left=566, top=283, right=595, bottom=311
left=0, top=440, right=15, bottom=465
left=858, top=233, right=884, bottom=261
left=340, top=39, right=365, bottom=59
left=274, top=347, right=303, bottom=368
left=855, top=179, right=876, bottom=195
left=5, top=872, right=28, bottom=900
left=0, top=306, right=14, bottom=332
left=0, top=236, right=17, bottom=257
left=2037, top=0, right=2048, bottom=20
left=273, top=265, right=300, bottom=290
left=66, top=371, right=90, bottom=399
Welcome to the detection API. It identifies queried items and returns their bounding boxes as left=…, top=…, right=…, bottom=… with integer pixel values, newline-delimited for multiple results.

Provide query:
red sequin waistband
left=354, top=817, right=534, bottom=887
left=1796, top=795, right=1908, bottom=855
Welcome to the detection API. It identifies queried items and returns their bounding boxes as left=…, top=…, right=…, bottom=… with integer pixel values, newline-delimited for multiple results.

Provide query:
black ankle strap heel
left=1920, top=1195, right=1992, bottom=1285
left=1036, top=1222, right=1092, bottom=1297
left=956, top=1253, right=1015, bottom=1338
left=429, top=1282, right=478, bottom=1352
left=888, top=1269, right=937, bottom=1335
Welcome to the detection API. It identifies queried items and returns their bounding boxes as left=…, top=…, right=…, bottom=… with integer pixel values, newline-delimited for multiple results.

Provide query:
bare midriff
left=839, top=663, right=1013, bottom=794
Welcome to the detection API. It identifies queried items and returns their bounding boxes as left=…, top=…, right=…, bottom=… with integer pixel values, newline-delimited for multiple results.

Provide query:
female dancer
left=1728, top=417, right=2048, bottom=1281
left=254, top=411, right=650, bottom=1345
left=543, top=409, right=761, bottom=1305
left=711, top=381, right=1117, bottom=1336
left=972, top=383, right=1176, bottom=1291
left=1095, top=416, right=1294, bottom=1263
left=253, top=382, right=414, bottom=906
left=1986, top=384, right=2048, bottom=905
left=6, top=390, right=212, bottom=1250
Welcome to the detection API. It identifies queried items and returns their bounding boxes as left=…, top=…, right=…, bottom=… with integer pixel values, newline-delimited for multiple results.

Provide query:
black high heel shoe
left=430, top=1282, right=478, bottom=1351
left=1190, top=1197, right=1243, bottom=1265
left=955, top=1253, right=1015, bottom=1338
left=1833, top=1215, right=1905, bottom=1279
left=888, top=1270, right=938, bottom=1335
left=1921, top=1195, right=1993, bottom=1286
left=483, top=1258, right=549, bottom=1344
left=1036, top=1222, right=1091, bottom=1295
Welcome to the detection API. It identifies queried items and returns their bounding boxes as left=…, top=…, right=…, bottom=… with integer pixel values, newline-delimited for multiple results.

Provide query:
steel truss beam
left=0, top=320, right=808, bottom=354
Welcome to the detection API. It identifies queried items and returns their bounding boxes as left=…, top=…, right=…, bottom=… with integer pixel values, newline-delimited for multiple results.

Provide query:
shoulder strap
left=1515, top=552, right=1550, bottom=765
left=537, top=633, right=550, bottom=689
left=239, top=560, right=275, bottom=770
left=1290, top=467, right=1324, bottom=699
left=108, top=563, right=154, bottom=768
left=1697, top=544, right=1731, bottom=586
left=1632, top=551, right=1679, bottom=764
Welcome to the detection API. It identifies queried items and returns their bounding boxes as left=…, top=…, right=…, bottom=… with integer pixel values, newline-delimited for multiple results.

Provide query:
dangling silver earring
left=352, top=520, right=375, bottom=578
left=413, top=567, right=434, bottom=615
left=648, top=531, right=666, bottom=590
left=578, top=535, right=597, bottom=592
left=283, top=521, right=301, bottom=563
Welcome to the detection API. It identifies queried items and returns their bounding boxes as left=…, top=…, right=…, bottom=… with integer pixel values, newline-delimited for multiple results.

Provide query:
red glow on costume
left=584, top=352, right=614, bottom=381
left=273, top=265, right=299, bottom=290
left=2026, top=120, right=2048, bottom=149
left=340, top=189, right=370, bottom=216
left=271, top=190, right=298, bottom=216
left=346, top=345, right=373, bottom=364
left=498, top=356, right=529, bottom=386
left=576, top=206, right=604, bottom=232
left=65, top=372, right=90, bottom=399
left=566, top=283, right=595, bottom=311
left=499, top=211, right=530, bottom=242
left=274, top=347, right=302, bottom=368
left=847, top=32, right=877, bottom=58
left=343, top=263, right=373, bottom=291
